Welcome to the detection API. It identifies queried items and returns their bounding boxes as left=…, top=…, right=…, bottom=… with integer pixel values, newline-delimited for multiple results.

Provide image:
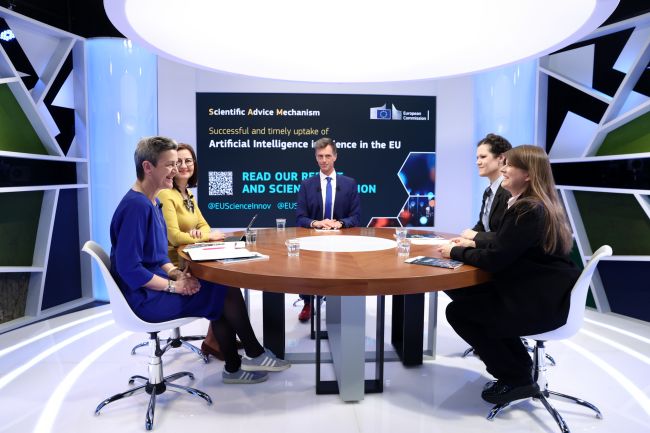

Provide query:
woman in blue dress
left=110, top=136, right=289, bottom=384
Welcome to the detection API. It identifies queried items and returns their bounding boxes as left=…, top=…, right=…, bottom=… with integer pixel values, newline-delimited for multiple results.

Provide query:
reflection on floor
left=1, top=292, right=649, bottom=433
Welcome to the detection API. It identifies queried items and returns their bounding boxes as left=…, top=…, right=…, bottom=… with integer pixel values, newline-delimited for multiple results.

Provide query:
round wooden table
left=180, top=227, right=490, bottom=402
left=184, top=227, right=489, bottom=295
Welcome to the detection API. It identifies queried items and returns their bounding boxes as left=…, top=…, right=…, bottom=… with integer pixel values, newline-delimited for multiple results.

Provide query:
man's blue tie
left=324, top=177, right=333, bottom=219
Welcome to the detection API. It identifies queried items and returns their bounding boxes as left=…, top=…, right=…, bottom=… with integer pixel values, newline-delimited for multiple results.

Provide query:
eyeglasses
left=176, top=158, right=194, bottom=168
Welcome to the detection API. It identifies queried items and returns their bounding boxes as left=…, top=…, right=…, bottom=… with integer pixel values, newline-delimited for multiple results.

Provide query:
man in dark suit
left=295, top=137, right=361, bottom=321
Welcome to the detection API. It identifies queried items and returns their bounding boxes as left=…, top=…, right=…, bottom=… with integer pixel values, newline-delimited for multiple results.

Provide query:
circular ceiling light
left=104, top=0, right=618, bottom=83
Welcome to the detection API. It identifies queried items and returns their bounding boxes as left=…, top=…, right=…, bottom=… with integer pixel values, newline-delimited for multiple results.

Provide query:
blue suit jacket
left=296, top=174, right=361, bottom=228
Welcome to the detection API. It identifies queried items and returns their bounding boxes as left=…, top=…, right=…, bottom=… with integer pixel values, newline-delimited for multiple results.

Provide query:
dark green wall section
left=569, top=242, right=585, bottom=270
left=569, top=242, right=597, bottom=308
left=0, top=84, right=47, bottom=155
left=0, top=191, right=43, bottom=266
left=0, top=273, right=29, bottom=324
left=574, top=191, right=650, bottom=255
left=598, top=111, right=650, bottom=156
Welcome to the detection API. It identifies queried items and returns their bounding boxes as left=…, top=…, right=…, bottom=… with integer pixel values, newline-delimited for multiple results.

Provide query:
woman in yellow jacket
left=158, top=143, right=245, bottom=361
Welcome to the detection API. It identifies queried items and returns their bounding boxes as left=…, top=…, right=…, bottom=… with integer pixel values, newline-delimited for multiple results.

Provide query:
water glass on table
left=276, top=218, right=286, bottom=231
left=285, top=239, right=300, bottom=256
left=395, top=227, right=408, bottom=242
left=397, top=239, right=411, bottom=257
left=245, top=229, right=257, bottom=246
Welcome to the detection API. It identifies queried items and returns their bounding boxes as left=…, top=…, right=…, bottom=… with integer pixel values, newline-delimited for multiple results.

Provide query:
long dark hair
left=505, top=145, right=573, bottom=255
left=173, top=143, right=199, bottom=189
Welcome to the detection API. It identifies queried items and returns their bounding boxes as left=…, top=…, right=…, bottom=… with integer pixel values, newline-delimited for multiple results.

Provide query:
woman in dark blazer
left=439, top=145, right=579, bottom=405
left=459, top=133, right=512, bottom=248
left=446, top=134, right=511, bottom=302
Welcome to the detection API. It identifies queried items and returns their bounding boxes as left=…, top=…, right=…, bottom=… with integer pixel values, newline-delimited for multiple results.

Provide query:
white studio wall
left=472, top=60, right=537, bottom=220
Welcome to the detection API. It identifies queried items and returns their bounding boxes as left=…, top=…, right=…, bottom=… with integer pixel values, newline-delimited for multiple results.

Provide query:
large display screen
left=196, top=93, right=436, bottom=228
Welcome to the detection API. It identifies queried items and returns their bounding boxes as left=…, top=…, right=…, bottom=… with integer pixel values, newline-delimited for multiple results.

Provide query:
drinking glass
left=396, top=239, right=411, bottom=257
left=285, top=239, right=300, bottom=256
left=395, top=227, right=408, bottom=242
left=245, top=229, right=257, bottom=246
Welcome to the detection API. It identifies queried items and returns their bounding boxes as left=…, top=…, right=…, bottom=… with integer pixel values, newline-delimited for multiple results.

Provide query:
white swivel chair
left=463, top=338, right=557, bottom=365
left=131, top=326, right=208, bottom=361
left=130, top=251, right=208, bottom=362
left=487, top=245, right=613, bottom=433
left=82, top=241, right=212, bottom=431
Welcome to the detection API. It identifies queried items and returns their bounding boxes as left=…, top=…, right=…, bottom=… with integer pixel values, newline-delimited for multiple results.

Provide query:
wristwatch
left=166, top=279, right=176, bottom=294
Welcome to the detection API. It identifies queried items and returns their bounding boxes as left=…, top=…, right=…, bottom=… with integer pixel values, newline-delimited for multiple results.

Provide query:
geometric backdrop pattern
left=0, top=6, right=91, bottom=333
left=539, top=8, right=650, bottom=322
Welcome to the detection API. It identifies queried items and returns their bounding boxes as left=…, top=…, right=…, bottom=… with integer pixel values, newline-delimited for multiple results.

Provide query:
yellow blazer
left=157, top=188, right=211, bottom=266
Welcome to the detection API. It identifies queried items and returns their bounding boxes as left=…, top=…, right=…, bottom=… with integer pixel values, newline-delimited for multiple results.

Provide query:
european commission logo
left=370, top=104, right=402, bottom=120
left=370, top=103, right=429, bottom=121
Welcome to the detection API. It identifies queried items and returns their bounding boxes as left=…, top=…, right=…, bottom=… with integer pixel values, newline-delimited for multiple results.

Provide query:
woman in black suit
left=446, top=133, right=511, bottom=302
left=439, top=145, right=578, bottom=405
left=458, top=133, right=512, bottom=248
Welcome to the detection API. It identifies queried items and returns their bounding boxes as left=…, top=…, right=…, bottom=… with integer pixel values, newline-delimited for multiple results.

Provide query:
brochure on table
left=183, top=241, right=256, bottom=261
left=404, top=256, right=464, bottom=269
left=217, top=253, right=269, bottom=264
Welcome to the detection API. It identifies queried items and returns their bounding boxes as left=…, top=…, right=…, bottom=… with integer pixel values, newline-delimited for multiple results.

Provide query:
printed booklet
left=404, top=256, right=463, bottom=269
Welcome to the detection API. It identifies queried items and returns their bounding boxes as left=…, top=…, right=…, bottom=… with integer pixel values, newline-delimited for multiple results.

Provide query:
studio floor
left=1, top=292, right=649, bottom=433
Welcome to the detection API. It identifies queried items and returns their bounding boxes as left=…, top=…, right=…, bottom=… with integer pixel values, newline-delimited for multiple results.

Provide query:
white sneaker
left=241, top=349, right=291, bottom=372
left=222, top=369, right=268, bottom=384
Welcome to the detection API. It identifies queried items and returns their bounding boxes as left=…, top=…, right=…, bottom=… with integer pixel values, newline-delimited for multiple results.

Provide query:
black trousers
left=210, top=286, right=264, bottom=373
left=445, top=283, right=533, bottom=385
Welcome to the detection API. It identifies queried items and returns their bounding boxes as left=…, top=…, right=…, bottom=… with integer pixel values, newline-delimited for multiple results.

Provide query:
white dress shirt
left=507, top=193, right=522, bottom=209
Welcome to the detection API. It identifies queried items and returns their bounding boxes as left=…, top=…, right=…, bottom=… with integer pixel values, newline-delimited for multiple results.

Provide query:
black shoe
left=483, top=380, right=498, bottom=391
left=481, top=380, right=540, bottom=404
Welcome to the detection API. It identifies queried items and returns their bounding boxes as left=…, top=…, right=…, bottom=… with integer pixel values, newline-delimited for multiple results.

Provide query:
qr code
left=208, top=171, right=233, bottom=196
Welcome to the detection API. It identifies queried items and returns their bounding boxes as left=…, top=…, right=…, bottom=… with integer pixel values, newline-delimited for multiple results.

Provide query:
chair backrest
left=82, top=240, right=196, bottom=332
left=528, top=245, right=613, bottom=341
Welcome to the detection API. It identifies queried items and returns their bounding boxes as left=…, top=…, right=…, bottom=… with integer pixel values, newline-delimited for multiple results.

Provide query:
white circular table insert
left=297, top=235, right=396, bottom=252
